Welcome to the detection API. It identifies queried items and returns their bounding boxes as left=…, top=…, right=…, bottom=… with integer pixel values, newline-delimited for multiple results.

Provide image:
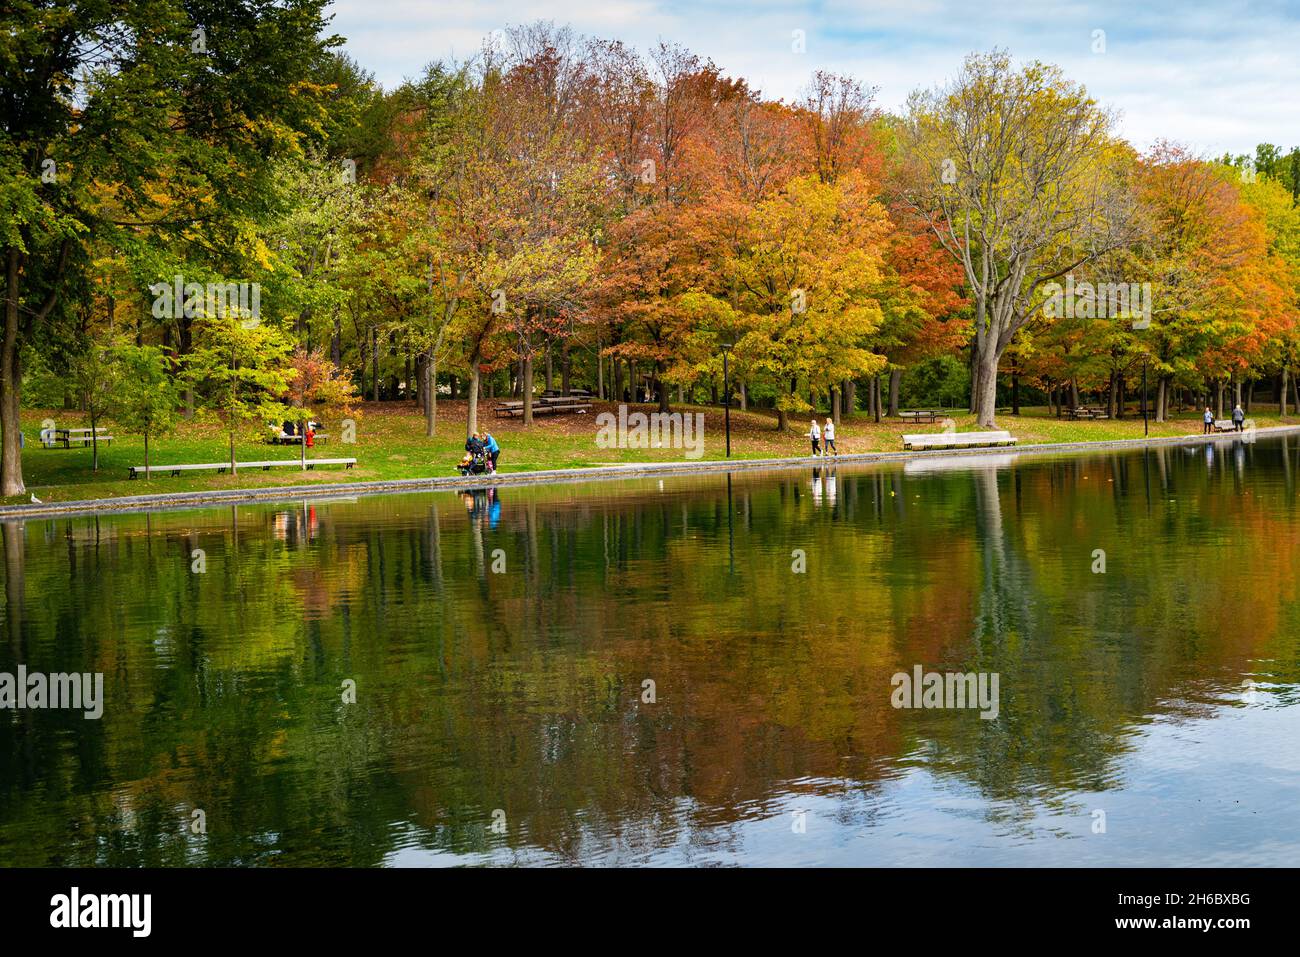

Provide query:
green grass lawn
left=6, top=399, right=1293, bottom=505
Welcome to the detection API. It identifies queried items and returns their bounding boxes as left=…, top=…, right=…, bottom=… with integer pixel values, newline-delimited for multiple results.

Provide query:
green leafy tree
left=110, top=344, right=182, bottom=479
left=0, top=0, right=335, bottom=495
left=68, top=341, right=123, bottom=471
left=187, top=318, right=295, bottom=476
left=283, top=348, right=359, bottom=469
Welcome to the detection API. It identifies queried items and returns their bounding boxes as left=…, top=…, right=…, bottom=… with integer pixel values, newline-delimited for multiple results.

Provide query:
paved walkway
left=2, top=423, right=1297, bottom=519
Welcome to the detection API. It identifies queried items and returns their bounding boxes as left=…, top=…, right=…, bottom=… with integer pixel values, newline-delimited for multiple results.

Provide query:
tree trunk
left=739, top=381, right=747, bottom=411
left=974, top=348, right=999, bottom=427
left=656, top=360, right=669, bottom=412
left=522, top=351, right=534, bottom=427
left=144, top=432, right=150, bottom=480
left=1, top=248, right=24, bottom=496
left=1282, top=368, right=1289, bottom=417
left=1070, top=380, right=1080, bottom=409
left=969, top=345, right=980, bottom=414
left=425, top=346, right=436, bottom=438
left=229, top=433, right=237, bottom=476
left=844, top=379, right=855, bottom=416
left=888, top=368, right=901, bottom=417
left=831, top=387, right=841, bottom=427
left=467, top=361, right=481, bottom=437
left=179, top=315, right=194, bottom=419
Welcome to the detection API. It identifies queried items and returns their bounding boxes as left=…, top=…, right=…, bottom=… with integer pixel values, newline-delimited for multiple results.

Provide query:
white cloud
left=326, top=0, right=1300, bottom=155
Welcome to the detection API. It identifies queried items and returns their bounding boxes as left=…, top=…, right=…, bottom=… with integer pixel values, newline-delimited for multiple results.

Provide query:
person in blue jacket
left=483, top=431, right=501, bottom=471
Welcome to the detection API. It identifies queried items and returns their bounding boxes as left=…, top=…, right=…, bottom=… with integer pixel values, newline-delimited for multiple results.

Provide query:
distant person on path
left=808, top=419, right=821, bottom=456
left=823, top=418, right=837, bottom=456
left=1233, top=404, right=1245, bottom=431
left=1203, top=407, right=1214, bottom=434
left=483, top=431, right=500, bottom=470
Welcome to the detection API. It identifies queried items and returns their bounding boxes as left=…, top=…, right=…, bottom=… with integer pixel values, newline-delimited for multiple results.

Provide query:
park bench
left=128, top=458, right=356, bottom=479
left=902, top=430, right=1017, bottom=451
left=899, top=410, right=947, bottom=424
left=41, top=427, right=114, bottom=449
left=1213, top=419, right=1240, bottom=433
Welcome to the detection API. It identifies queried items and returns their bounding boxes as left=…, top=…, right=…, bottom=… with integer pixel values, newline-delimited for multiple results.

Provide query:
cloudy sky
left=327, top=0, right=1300, bottom=157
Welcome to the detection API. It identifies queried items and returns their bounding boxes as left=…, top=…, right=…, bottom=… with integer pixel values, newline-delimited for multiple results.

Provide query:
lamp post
left=721, top=342, right=734, bottom=457
left=1142, top=354, right=1149, bottom=436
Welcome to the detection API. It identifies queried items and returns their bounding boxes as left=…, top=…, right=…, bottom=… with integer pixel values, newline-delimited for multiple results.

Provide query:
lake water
left=3, top=435, right=1299, bottom=866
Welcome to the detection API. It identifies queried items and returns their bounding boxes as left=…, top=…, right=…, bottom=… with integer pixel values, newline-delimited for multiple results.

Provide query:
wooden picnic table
left=268, top=431, right=329, bottom=445
left=495, top=396, right=592, bottom=418
left=1067, top=407, right=1109, bottom=420
left=898, top=410, right=947, bottom=424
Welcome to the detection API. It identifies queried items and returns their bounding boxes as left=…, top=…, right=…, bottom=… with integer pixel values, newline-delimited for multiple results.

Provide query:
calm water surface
left=3, top=435, right=1300, bottom=866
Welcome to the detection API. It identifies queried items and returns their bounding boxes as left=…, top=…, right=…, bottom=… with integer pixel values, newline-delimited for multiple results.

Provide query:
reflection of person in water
left=487, top=488, right=501, bottom=529
left=463, top=488, right=491, bottom=522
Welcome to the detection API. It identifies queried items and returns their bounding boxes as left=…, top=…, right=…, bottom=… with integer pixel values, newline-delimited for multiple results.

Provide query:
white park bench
left=128, top=458, right=356, bottom=478
left=1213, top=419, right=1241, bottom=433
left=42, top=427, right=114, bottom=449
left=902, top=430, right=1017, bottom=451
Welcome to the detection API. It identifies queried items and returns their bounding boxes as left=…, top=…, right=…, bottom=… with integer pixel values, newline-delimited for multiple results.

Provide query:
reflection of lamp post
left=721, top=342, right=734, bottom=457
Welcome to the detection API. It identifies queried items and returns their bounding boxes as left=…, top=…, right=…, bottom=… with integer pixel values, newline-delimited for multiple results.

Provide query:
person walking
left=823, top=417, right=837, bottom=456
left=1203, top=407, right=1214, bottom=434
left=808, top=419, right=821, bottom=456
left=1233, top=403, right=1245, bottom=432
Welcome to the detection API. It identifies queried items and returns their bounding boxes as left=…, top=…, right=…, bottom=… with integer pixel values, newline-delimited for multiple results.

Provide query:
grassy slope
left=6, top=399, right=1290, bottom=505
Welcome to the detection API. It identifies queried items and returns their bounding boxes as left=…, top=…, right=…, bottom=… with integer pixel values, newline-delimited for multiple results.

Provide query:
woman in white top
left=823, top=418, right=837, bottom=455
left=808, top=419, right=821, bottom=455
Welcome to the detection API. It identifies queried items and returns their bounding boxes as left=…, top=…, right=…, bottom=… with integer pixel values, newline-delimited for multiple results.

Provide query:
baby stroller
left=456, top=449, right=492, bottom=476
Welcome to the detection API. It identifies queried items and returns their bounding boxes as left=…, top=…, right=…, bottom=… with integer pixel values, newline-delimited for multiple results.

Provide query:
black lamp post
left=1142, top=355, right=1149, bottom=436
left=721, top=343, right=734, bottom=457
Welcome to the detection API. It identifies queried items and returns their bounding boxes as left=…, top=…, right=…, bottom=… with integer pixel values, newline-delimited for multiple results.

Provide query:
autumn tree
left=899, top=51, right=1138, bottom=426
